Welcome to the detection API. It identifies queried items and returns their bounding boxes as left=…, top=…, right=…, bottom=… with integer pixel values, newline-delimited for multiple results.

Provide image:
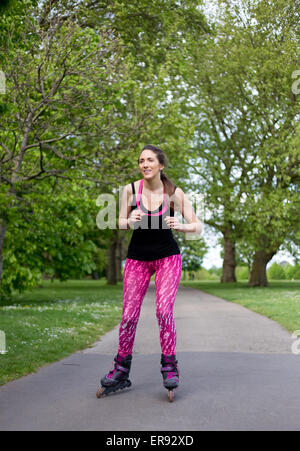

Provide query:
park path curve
left=1, top=282, right=300, bottom=431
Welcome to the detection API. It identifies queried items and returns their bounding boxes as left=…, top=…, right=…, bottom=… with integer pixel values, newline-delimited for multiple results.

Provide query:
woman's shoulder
left=170, top=185, right=184, bottom=210
left=124, top=179, right=140, bottom=189
left=172, top=185, right=183, bottom=197
left=123, top=180, right=142, bottom=196
left=132, top=180, right=142, bottom=192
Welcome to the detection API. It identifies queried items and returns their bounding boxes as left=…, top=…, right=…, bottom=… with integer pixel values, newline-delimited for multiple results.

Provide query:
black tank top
left=126, top=179, right=181, bottom=261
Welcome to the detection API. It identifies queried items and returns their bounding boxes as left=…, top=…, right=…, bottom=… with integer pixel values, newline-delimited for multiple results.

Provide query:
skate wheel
left=168, top=390, right=174, bottom=402
left=96, top=387, right=105, bottom=398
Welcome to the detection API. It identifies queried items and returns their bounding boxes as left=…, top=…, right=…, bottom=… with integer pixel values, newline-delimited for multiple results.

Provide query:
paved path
left=1, top=283, right=300, bottom=431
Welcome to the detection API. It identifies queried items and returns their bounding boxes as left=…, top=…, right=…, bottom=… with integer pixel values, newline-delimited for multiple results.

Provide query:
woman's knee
left=120, top=307, right=140, bottom=329
left=156, top=306, right=173, bottom=323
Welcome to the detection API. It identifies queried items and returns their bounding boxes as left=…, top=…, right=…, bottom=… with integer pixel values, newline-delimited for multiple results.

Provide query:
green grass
left=181, top=279, right=300, bottom=334
left=0, top=279, right=124, bottom=386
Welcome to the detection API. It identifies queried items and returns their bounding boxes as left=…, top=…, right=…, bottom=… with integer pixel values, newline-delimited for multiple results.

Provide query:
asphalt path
left=1, top=283, right=299, bottom=431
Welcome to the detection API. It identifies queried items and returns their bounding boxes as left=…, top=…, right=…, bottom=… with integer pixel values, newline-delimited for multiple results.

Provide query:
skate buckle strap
left=161, top=365, right=176, bottom=372
left=116, top=363, right=129, bottom=373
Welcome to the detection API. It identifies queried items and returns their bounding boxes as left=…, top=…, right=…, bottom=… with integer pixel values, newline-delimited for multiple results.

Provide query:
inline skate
left=160, top=354, right=180, bottom=402
left=96, top=354, right=132, bottom=398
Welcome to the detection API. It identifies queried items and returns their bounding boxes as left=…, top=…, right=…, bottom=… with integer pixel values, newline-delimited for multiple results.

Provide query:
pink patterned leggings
left=118, top=254, right=182, bottom=357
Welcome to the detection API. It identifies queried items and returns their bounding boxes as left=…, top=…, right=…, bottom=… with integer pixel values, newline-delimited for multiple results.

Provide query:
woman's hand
left=128, top=209, right=143, bottom=229
left=164, top=216, right=184, bottom=232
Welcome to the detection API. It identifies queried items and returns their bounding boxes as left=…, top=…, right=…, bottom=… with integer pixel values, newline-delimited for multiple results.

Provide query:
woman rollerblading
left=96, top=354, right=132, bottom=398
left=160, top=354, right=180, bottom=402
left=97, top=145, right=202, bottom=401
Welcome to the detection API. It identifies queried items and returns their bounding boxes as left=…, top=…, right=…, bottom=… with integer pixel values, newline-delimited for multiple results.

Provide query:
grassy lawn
left=181, top=279, right=300, bottom=334
left=0, top=279, right=124, bottom=386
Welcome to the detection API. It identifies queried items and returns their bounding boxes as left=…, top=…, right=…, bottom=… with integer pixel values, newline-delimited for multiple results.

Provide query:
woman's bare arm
left=118, top=184, right=142, bottom=230
left=118, top=184, right=131, bottom=230
left=165, top=187, right=203, bottom=234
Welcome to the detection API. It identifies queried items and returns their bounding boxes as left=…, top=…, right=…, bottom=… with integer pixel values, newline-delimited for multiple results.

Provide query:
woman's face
left=138, top=149, right=164, bottom=179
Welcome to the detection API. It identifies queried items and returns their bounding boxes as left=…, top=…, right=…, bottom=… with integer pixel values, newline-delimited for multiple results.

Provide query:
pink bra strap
left=136, top=179, right=168, bottom=216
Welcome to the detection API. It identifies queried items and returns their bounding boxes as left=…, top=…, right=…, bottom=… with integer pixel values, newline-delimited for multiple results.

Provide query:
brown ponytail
left=160, top=169, right=176, bottom=198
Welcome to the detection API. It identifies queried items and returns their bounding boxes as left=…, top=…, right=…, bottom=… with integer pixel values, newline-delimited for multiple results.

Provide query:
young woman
left=97, top=144, right=202, bottom=401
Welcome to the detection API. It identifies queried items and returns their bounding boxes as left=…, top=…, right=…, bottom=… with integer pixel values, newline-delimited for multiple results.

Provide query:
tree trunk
left=248, top=249, right=277, bottom=287
left=0, top=219, right=7, bottom=289
left=91, top=270, right=99, bottom=280
left=221, top=231, right=237, bottom=283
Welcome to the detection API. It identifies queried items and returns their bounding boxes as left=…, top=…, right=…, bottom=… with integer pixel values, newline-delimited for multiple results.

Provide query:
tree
left=185, top=0, right=300, bottom=286
left=0, top=0, right=211, bottom=294
left=0, top=3, right=127, bottom=295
